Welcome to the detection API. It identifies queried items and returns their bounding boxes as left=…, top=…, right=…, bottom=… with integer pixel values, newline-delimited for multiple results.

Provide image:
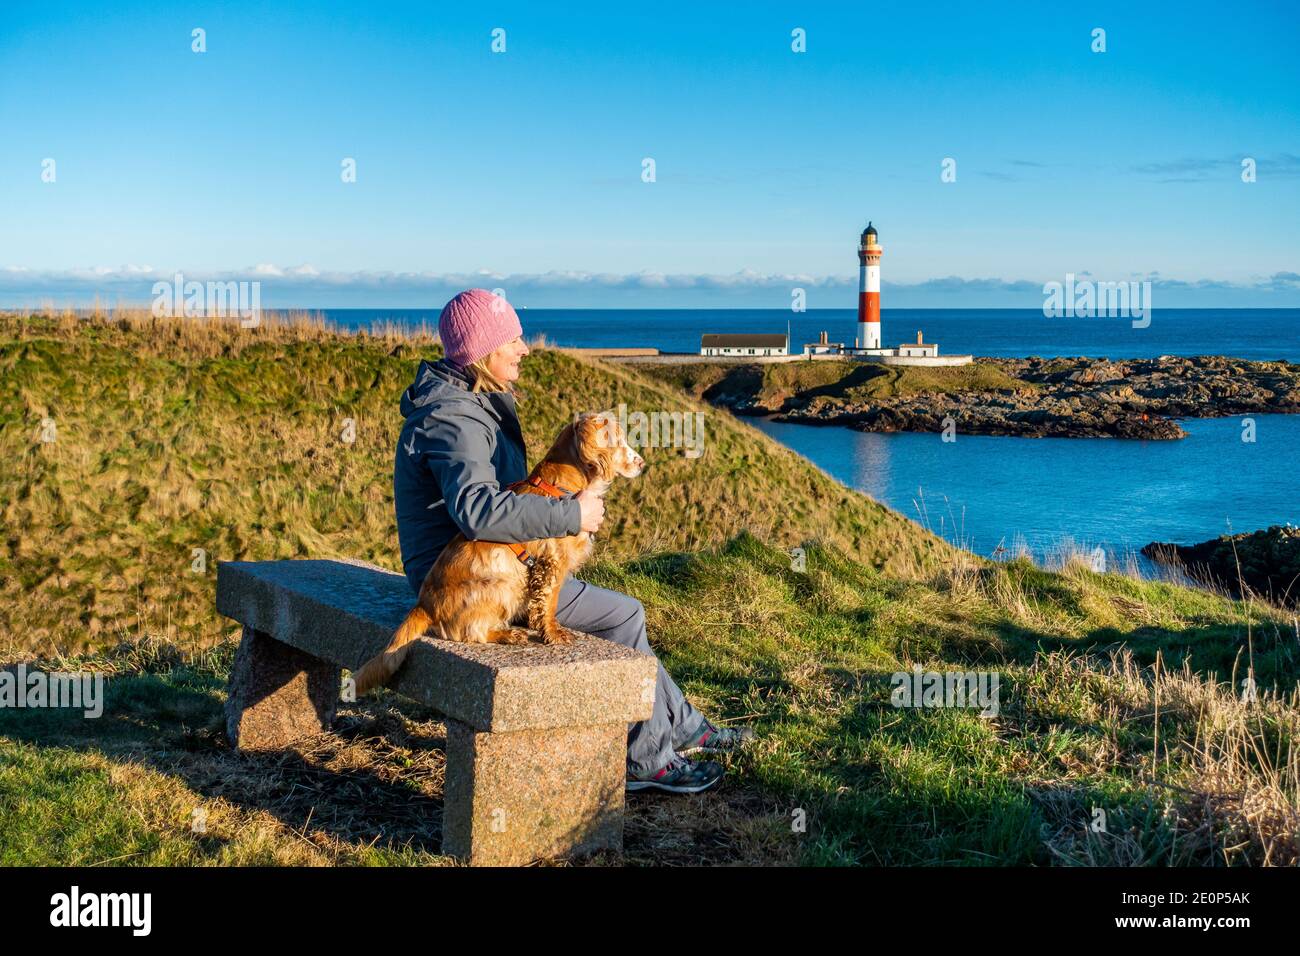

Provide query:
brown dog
left=352, top=410, right=644, bottom=695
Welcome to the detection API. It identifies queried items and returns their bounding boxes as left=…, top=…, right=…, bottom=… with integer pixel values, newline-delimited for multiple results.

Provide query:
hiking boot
left=627, top=755, right=724, bottom=794
left=678, top=718, right=756, bottom=755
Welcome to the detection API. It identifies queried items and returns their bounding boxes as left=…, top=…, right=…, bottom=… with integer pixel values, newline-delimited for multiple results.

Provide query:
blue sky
left=1, top=0, right=1297, bottom=308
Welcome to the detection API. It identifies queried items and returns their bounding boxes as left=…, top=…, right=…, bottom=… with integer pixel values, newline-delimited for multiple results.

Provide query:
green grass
left=0, top=647, right=443, bottom=865
left=834, top=362, right=1030, bottom=400
left=1, top=310, right=1297, bottom=866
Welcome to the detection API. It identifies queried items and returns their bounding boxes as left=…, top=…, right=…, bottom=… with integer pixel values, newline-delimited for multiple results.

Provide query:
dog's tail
left=352, top=604, right=433, bottom=696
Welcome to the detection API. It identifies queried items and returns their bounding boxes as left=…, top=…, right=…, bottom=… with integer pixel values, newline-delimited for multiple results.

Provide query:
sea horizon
left=270, top=306, right=1300, bottom=364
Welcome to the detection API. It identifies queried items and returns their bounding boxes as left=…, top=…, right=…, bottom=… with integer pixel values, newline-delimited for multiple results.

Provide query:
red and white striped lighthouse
left=857, top=222, right=882, bottom=350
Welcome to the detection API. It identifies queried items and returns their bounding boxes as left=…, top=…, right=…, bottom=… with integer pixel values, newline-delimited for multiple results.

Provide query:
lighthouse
left=857, top=222, right=882, bottom=350
left=798, top=220, right=971, bottom=363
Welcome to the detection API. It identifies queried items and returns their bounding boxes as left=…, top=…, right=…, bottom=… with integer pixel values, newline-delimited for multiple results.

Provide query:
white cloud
left=1, top=265, right=1296, bottom=308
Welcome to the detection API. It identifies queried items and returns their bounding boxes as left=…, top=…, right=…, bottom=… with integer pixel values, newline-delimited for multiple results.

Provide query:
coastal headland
left=635, top=354, right=1300, bottom=440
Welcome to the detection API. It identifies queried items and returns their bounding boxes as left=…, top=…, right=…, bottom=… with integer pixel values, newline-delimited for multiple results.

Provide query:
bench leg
left=225, top=625, right=340, bottom=750
left=442, top=718, right=627, bottom=865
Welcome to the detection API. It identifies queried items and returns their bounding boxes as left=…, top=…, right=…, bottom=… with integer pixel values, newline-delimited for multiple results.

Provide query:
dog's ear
left=575, top=414, right=615, bottom=483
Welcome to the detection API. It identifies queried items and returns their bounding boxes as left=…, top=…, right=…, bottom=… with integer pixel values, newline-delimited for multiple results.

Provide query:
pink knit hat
left=438, top=288, right=524, bottom=366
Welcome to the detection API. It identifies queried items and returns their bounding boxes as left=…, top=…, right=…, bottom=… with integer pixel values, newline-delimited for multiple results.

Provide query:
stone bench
left=215, top=558, right=656, bottom=865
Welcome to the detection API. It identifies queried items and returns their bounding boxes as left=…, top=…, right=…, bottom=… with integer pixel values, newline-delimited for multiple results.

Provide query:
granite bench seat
left=215, top=558, right=656, bottom=866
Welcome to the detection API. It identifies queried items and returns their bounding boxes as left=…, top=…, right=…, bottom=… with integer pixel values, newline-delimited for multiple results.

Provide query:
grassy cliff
left=1, top=312, right=1297, bottom=866
left=0, top=312, right=942, bottom=657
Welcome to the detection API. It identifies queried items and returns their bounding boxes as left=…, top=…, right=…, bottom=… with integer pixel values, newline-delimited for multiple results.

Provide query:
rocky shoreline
left=665, top=355, right=1300, bottom=440
left=1143, top=526, right=1300, bottom=606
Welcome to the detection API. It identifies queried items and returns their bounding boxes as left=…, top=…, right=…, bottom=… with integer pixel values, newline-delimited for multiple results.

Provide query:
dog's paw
left=493, top=626, right=532, bottom=645
left=542, top=626, right=583, bottom=646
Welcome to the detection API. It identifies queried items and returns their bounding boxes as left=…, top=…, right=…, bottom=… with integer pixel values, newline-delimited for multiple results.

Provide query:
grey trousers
left=555, top=576, right=704, bottom=777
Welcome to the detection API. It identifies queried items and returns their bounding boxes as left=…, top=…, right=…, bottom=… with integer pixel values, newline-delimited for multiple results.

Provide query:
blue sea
left=312, top=308, right=1299, bottom=566
left=311, top=307, right=1300, bottom=363
left=749, top=415, right=1299, bottom=571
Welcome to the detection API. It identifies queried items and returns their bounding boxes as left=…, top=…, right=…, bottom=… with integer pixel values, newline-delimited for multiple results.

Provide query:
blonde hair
left=466, top=351, right=510, bottom=393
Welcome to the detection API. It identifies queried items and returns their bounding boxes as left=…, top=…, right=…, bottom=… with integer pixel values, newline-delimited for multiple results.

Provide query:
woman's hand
left=577, top=486, right=606, bottom=534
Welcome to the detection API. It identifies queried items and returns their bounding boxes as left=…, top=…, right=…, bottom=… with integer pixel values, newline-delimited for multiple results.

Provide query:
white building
left=700, top=333, right=788, bottom=357
left=803, top=330, right=845, bottom=356
left=896, top=331, right=939, bottom=358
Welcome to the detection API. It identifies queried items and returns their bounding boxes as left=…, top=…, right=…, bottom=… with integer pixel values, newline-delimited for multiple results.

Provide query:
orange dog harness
left=503, top=475, right=580, bottom=569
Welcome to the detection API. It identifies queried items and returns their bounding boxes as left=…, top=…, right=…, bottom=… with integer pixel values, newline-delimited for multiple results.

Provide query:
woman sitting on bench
left=392, top=289, right=754, bottom=793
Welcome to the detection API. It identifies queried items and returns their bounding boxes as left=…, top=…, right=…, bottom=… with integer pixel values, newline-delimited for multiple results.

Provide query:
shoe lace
left=667, top=754, right=693, bottom=778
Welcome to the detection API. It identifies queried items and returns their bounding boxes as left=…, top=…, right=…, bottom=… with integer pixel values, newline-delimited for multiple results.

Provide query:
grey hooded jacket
left=394, top=358, right=582, bottom=594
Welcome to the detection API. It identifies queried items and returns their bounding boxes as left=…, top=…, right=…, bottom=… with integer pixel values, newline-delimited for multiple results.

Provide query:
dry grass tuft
left=1030, top=650, right=1299, bottom=866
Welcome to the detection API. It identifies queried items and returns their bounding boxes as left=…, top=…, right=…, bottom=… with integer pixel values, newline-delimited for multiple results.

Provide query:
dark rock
left=1142, top=526, right=1300, bottom=605
left=704, top=355, right=1299, bottom=440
